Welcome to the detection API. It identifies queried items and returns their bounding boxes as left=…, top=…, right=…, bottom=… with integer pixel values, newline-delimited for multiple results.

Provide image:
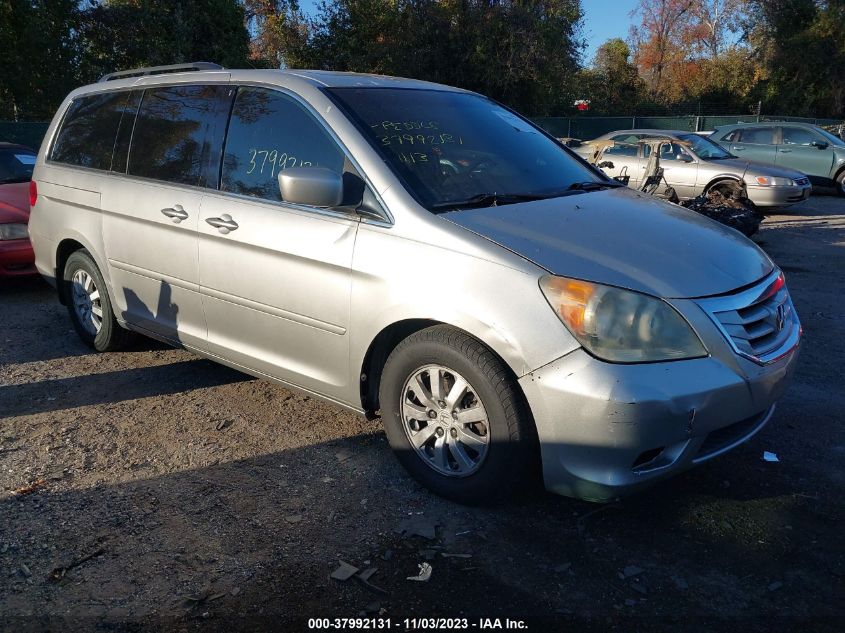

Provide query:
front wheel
left=836, top=170, right=845, bottom=197
left=63, top=250, right=134, bottom=351
left=379, top=325, right=537, bottom=505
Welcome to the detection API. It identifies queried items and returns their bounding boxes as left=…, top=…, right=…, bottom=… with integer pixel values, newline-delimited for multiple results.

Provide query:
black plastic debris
left=680, top=190, right=763, bottom=237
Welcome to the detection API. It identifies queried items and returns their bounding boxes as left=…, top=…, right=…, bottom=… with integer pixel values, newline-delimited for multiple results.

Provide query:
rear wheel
left=379, top=325, right=537, bottom=505
left=63, top=250, right=134, bottom=351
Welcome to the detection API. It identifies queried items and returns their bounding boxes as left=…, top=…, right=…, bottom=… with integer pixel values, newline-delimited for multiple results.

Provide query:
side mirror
left=811, top=140, right=829, bottom=150
left=278, top=167, right=343, bottom=208
left=678, top=153, right=694, bottom=163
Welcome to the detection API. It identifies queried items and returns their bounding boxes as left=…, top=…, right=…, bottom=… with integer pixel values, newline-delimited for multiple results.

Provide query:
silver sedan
left=575, top=129, right=812, bottom=208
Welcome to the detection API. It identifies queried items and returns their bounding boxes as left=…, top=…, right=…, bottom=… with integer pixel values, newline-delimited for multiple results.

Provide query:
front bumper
left=520, top=334, right=799, bottom=502
left=746, top=183, right=811, bottom=207
left=0, top=238, right=36, bottom=277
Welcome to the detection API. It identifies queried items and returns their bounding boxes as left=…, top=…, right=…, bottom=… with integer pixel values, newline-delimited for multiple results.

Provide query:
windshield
left=816, top=127, right=845, bottom=147
left=0, top=148, right=36, bottom=184
left=676, top=133, right=733, bottom=159
left=325, top=88, right=606, bottom=210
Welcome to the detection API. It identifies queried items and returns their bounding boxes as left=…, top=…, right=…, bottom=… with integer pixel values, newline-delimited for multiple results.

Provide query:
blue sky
left=581, top=0, right=640, bottom=62
left=296, top=0, right=640, bottom=65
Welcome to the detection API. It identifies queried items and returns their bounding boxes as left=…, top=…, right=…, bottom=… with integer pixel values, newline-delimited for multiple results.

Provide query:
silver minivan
left=29, top=64, right=801, bottom=503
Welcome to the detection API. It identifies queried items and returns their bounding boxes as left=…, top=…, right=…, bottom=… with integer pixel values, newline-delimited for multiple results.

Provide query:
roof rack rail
left=98, top=62, right=224, bottom=83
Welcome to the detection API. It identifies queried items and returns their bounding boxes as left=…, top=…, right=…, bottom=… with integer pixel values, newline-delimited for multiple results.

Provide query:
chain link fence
left=1, top=115, right=843, bottom=151
left=533, top=115, right=845, bottom=140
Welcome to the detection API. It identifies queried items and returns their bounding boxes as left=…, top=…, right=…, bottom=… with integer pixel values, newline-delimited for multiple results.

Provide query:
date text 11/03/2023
left=307, top=617, right=529, bottom=630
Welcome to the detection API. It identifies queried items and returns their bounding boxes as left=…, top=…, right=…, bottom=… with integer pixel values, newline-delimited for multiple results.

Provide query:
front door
left=777, top=126, right=836, bottom=182
left=103, top=83, right=232, bottom=347
left=656, top=142, right=698, bottom=199
left=198, top=86, right=358, bottom=394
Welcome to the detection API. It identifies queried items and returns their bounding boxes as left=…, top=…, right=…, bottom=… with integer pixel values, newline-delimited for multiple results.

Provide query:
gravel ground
left=1, top=195, right=843, bottom=632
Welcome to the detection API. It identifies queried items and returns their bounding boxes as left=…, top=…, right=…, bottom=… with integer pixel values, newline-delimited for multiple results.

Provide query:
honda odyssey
left=28, top=64, right=801, bottom=503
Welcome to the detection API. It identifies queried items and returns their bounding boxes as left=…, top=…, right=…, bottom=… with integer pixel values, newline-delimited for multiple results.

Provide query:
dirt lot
left=1, top=195, right=844, bottom=632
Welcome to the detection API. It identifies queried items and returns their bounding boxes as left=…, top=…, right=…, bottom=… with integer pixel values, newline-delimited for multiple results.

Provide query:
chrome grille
left=697, top=270, right=800, bottom=364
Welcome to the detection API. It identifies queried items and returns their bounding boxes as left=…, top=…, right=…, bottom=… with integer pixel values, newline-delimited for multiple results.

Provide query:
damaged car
left=575, top=129, right=812, bottom=209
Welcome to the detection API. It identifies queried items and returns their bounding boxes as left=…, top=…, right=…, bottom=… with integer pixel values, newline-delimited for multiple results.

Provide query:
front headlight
left=539, top=275, right=707, bottom=362
left=752, top=176, right=794, bottom=187
left=0, top=223, right=28, bottom=240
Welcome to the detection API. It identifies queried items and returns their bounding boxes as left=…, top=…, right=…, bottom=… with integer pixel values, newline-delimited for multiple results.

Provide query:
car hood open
left=443, top=187, right=774, bottom=298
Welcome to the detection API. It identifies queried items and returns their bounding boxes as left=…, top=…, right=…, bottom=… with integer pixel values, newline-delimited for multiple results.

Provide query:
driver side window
left=782, top=127, right=819, bottom=146
left=221, top=87, right=347, bottom=204
left=659, top=142, right=690, bottom=162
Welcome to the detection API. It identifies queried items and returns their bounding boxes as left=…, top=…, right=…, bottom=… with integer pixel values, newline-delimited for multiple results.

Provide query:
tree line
left=0, top=0, right=842, bottom=122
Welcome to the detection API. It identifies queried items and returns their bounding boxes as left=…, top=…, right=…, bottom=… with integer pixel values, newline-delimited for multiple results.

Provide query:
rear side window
left=221, top=87, right=346, bottom=203
left=128, top=85, right=232, bottom=187
left=738, top=127, right=776, bottom=144
left=50, top=91, right=130, bottom=170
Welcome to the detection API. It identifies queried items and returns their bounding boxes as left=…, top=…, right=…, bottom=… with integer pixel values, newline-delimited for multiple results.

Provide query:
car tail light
left=29, top=180, right=37, bottom=208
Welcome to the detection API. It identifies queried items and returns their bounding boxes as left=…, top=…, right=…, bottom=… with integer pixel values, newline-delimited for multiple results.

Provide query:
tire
left=379, top=325, right=537, bottom=505
left=836, top=170, right=845, bottom=197
left=63, top=249, right=134, bottom=351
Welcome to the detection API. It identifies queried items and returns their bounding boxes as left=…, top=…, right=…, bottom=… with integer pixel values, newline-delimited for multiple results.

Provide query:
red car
left=0, top=142, right=37, bottom=276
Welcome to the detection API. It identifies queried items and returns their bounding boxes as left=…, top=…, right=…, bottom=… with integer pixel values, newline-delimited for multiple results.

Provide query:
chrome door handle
left=161, top=204, right=188, bottom=223
left=206, top=214, right=239, bottom=234
left=733, top=146, right=745, bottom=151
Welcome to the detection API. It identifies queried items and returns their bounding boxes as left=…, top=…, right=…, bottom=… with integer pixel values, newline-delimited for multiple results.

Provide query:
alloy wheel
left=401, top=364, right=490, bottom=477
left=71, top=269, right=103, bottom=336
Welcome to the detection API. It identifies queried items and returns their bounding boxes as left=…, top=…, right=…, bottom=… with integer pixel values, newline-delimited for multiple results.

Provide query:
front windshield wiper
left=430, top=192, right=546, bottom=212
left=431, top=182, right=626, bottom=212
left=565, top=180, right=626, bottom=192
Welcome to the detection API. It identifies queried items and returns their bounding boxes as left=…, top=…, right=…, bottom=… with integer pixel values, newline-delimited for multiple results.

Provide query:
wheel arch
left=359, top=319, right=526, bottom=418
left=55, top=238, right=87, bottom=305
left=704, top=175, right=743, bottom=193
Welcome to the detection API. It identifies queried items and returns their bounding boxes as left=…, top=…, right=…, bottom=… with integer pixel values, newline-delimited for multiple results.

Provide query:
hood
left=0, top=182, right=31, bottom=223
left=712, top=157, right=806, bottom=180
left=443, top=187, right=774, bottom=298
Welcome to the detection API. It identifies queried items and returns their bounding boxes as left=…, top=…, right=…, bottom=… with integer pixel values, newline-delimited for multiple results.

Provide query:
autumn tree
left=629, top=0, right=694, bottom=98
left=688, top=0, right=745, bottom=59
left=242, top=0, right=312, bottom=68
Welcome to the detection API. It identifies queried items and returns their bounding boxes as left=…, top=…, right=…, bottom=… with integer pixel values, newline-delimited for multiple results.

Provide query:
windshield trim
left=321, top=86, right=612, bottom=212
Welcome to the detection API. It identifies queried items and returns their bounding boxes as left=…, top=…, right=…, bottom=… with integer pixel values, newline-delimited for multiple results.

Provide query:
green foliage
left=1, top=0, right=842, bottom=122
left=81, top=0, right=251, bottom=77
left=303, top=0, right=585, bottom=115
left=0, top=0, right=83, bottom=120
left=746, top=0, right=845, bottom=117
left=578, top=38, right=644, bottom=114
